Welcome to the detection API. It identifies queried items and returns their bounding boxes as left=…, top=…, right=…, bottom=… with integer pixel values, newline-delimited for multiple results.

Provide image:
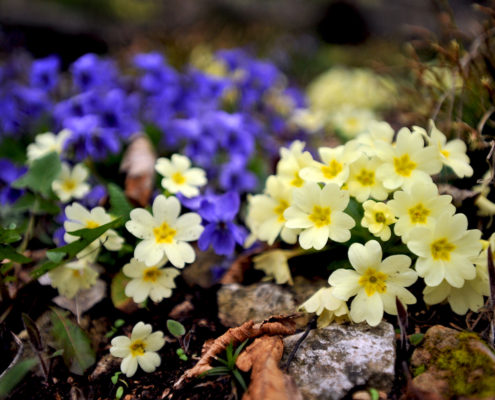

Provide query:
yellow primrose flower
left=48, top=258, right=98, bottom=299
left=123, top=257, right=180, bottom=303
left=423, top=263, right=489, bottom=315
left=376, top=127, right=442, bottom=190
left=276, top=140, right=314, bottom=189
left=354, top=121, right=395, bottom=158
left=26, top=129, right=71, bottom=163
left=299, top=287, right=349, bottom=328
left=284, top=182, right=355, bottom=250
left=331, top=106, right=376, bottom=139
left=125, top=195, right=203, bottom=268
left=413, top=121, right=473, bottom=178
left=329, top=240, right=417, bottom=327
left=346, top=155, right=389, bottom=202
left=155, top=154, right=207, bottom=198
left=407, top=212, right=482, bottom=288
left=388, top=181, right=455, bottom=242
left=64, top=202, right=124, bottom=260
left=299, top=142, right=359, bottom=187
left=253, top=249, right=301, bottom=285
left=361, top=200, right=396, bottom=241
left=110, top=322, right=165, bottom=378
left=52, top=163, right=90, bottom=203
left=245, top=175, right=299, bottom=245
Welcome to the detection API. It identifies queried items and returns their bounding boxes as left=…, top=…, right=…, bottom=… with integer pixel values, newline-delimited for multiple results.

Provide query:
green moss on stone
left=413, top=364, right=426, bottom=377
left=430, top=331, right=495, bottom=398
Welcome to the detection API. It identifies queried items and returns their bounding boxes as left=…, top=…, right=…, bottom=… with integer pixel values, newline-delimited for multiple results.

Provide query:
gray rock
left=217, top=283, right=297, bottom=327
left=282, top=322, right=396, bottom=400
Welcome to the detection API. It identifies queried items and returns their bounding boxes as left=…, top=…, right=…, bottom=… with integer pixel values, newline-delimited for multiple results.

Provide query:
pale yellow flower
left=407, top=212, right=482, bottom=288
left=26, top=129, right=71, bottom=163
left=361, top=200, right=396, bottom=241
left=329, top=240, right=417, bottom=327
left=299, top=287, right=349, bottom=328
left=276, top=141, right=314, bottom=189
left=253, top=249, right=301, bottom=285
left=49, top=258, right=98, bottom=299
left=52, top=163, right=90, bottom=203
left=110, top=322, right=165, bottom=378
left=346, top=155, right=389, bottom=202
left=331, top=106, right=376, bottom=139
left=284, top=183, right=355, bottom=250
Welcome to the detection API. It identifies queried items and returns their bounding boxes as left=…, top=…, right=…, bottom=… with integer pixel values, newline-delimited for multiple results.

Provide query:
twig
left=0, top=333, right=24, bottom=380
left=283, top=316, right=316, bottom=372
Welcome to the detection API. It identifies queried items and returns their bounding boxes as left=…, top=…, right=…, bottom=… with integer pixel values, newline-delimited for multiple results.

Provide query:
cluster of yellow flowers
left=246, top=120, right=491, bottom=327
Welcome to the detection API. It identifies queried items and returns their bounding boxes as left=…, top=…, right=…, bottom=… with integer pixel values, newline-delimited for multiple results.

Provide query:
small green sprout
left=369, top=388, right=380, bottom=400
left=166, top=319, right=189, bottom=361
left=110, top=371, right=128, bottom=400
left=105, top=319, right=125, bottom=339
left=202, top=340, right=250, bottom=391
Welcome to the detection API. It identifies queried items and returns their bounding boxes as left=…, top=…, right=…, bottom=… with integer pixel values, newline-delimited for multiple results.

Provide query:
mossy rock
left=411, top=325, right=495, bottom=399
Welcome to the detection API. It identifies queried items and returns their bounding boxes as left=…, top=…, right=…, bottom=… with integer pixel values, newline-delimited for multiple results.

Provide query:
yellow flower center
left=441, top=149, right=450, bottom=158
left=86, top=220, right=100, bottom=229
left=408, top=203, right=430, bottom=224
left=393, top=154, right=417, bottom=177
left=358, top=268, right=388, bottom=296
left=430, top=238, right=456, bottom=261
left=345, top=117, right=359, bottom=129
left=273, top=199, right=289, bottom=223
left=308, top=205, right=331, bottom=228
left=290, top=171, right=304, bottom=187
left=356, top=169, right=375, bottom=186
left=143, top=266, right=162, bottom=282
left=321, top=160, right=343, bottom=179
left=130, top=340, right=146, bottom=357
left=62, top=179, right=76, bottom=192
left=153, top=222, right=177, bottom=244
left=374, top=212, right=386, bottom=223
left=172, top=172, right=186, bottom=185
left=72, top=269, right=81, bottom=277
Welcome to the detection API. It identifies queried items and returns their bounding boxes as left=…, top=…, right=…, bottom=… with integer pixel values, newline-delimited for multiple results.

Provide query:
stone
left=410, top=325, right=495, bottom=399
left=282, top=322, right=396, bottom=400
left=217, top=283, right=297, bottom=327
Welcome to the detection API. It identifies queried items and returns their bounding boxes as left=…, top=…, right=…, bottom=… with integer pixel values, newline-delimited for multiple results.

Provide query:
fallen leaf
left=110, top=270, right=139, bottom=314
left=120, top=135, right=156, bottom=206
left=174, top=314, right=297, bottom=388
left=236, top=335, right=303, bottom=400
left=220, top=245, right=269, bottom=285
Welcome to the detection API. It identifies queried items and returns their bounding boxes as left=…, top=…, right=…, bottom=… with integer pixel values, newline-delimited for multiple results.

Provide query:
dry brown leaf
left=173, top=314, right=297, bottom=388
left=120, top=135, right=156, bottom=206
left=236, top=336, right=303, bottom=400
left=220, top=245, right=269, bottom=284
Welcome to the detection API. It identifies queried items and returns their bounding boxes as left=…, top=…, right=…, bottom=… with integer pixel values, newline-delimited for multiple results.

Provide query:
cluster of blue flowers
left=0, top=48, right=309, bottom=263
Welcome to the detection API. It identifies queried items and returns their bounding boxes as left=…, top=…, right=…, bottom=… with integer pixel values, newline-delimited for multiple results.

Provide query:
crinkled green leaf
left=12, top=152, right=61, bottom=197
left=50, top=308, right=95, bottom=375
left=0, top=226, right=22, bottom=245
left=167, top=319, right=186, bottom=338
left=0, top=246, right=32, bottom=264
left=0, top=358, right=37, bottom=399
left=30, top=217, right=123, bottom=279
left=108, top=183, right=132, bottom=221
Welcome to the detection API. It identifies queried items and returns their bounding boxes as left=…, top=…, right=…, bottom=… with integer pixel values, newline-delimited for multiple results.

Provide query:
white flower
left=388, top=180, right=455, bottom=242
left=245, top=175, right=299, bottom=245
left=376, top=127, right=442, bottom=190
left=354, top=121, right=395, bottom=158
left=123, top=257, right=180, bottom=303
left=155, top=154, right=206, bottom=198
left=26, top=129, right=71, bottom=163
left=125, top=195, right=203, bottom=268
left=346, top=155, right=389, bottom=202
left=48, top=258, right=98, bottom=299
left=413, top=120, right=473, bottom=178
left=253, top=249, right=301, bottom=285
left=276, top=140, right=314, bottom=188
left=407, top=213, right=482, bottom=288
left=284, top=183, right=355, bottom=250
left=361, top=200, right=396, bottom=241
left=299, top=287, right=349, bottom=328
left=64, top=203, right=124, bottom=260
left=110, top=322, right=165, bottom=378
left=329, top=240, right=417, bottom=327
left=52, top=163, right=90, bottom=203
left=331, top=106, right=376, bottom=139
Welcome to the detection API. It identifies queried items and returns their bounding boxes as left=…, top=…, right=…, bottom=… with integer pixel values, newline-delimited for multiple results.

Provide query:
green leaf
left=50, top=308, right=95, bottom=375
left=111, top=371, right=122, bottom=385
left=0, top=246, right=32, bottom=264
left=369, top=388, right=380, bottom=400
left=0, top=358, right=38, bottom=399
left=108, top=183, right=132, bottom=221
left=30, top=217, right=123, bottom=279
left=176, top=348, right=188, bottom=361
left=46, top=251, right=66, bottom=263
left=0, top=226, right=22, bottom=244
left=115, top=386, right=124, bottom=400
left=12, top=152, right=61, bottom=197
left=409, top=333, right=425, bottom=346
left=166, top=319, right=186, bottom=338
left=232, top=368, right=247, bottom=391
left=111, top=270, right=138, bottom=313
left=22, top=313, right=43, bottom=352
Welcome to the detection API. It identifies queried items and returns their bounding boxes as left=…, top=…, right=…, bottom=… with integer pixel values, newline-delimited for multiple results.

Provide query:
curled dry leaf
left=236, top=336, right=303, bottom=400
left=174, top=314, right=297, bottom=388
left=220, top=245, right=269, bottom=285
left=120, top=135, right=156, bottom=206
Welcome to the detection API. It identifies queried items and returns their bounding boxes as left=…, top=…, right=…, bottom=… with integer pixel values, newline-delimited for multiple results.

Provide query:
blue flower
left=0, top=159, right=26, bottom=205
left=197, top=192, right=247, bottom=256
left=30, top=56, right=60, bottom=92
left=71, top=54, right=116, bottom=92
left=219, top=156, right=257, bottom=193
